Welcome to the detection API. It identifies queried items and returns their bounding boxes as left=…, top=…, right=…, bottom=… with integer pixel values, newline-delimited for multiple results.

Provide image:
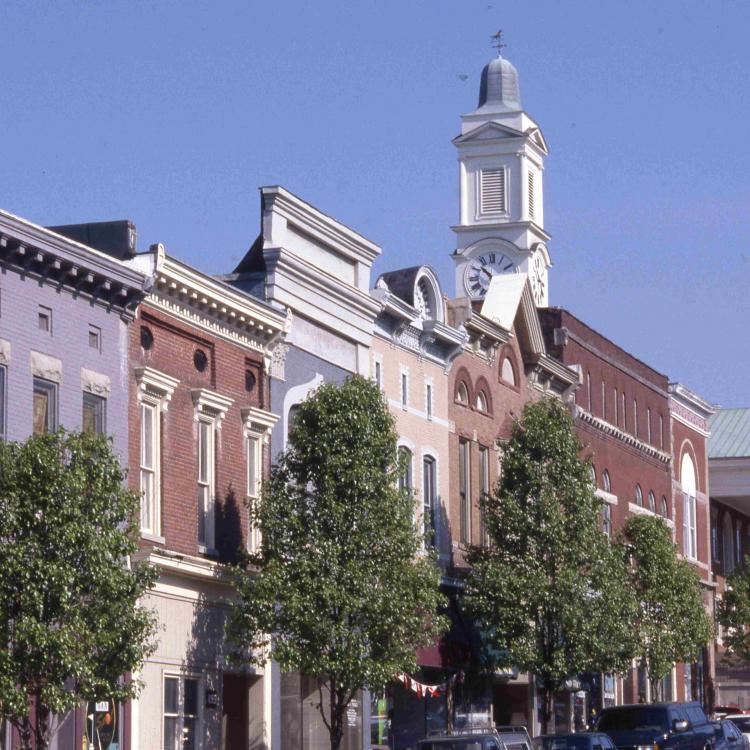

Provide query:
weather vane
left=490, top=30, right=506, bottom=56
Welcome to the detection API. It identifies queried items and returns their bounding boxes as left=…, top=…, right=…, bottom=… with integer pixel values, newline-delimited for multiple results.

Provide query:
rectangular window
left=683, top=493, right=697, bottom=559
left=140, top=402, right=159, bottom=534
left=423, top=456, right=436, bottom=546
left=426, top=383, right=433, bottom=420
left=480, top=168, right=506, bottom=215
left=601, top=380, right=606, bottom=420
left=459, top=438, right=471, bottom=543
left=197, top=420, right=216, bottom=550
left=587, top=373, right=592, bottom=411
left=602, top=502, right=612, bottom=538
left=479, top=446, right=490, bottom=547
left=88, top=324, right=101, bottom=351
left=614, top=388, right=618, bottom=424
left=374, top=361, right=382, bottom=389
left=246, top=432, right=261, bottom=551
left=737, top=525, right=743, bottom=568
left=633, top=399, right=638, bottom=438
left=528, top=170, right=535, bottom=220
left=660, top=414, right=664, bottom=449
left=0, top=365, right=5, bottom=441
left=163, top=675, right=199, bottom=750
left=37, top=305, right=52, bottom=333
left=32, top=378, right=57, bottom=434
left=711, top=512, right=719, bottom=562
left=647, top=407, right=652, bottom=444
left=82, top=392, right=106, bottom=435
left=621, top=392, right=626, bottom=430
left=401, top=372, right=408, bottom=409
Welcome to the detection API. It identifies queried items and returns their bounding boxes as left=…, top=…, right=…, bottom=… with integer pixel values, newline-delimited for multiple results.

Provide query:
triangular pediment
left=453, top=121, right=524, bottom=145
left=525, top=126, right=549, bottom=154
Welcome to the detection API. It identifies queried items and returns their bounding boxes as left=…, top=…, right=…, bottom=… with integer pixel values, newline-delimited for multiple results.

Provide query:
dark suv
left=597, top=703, right=715, bottom=750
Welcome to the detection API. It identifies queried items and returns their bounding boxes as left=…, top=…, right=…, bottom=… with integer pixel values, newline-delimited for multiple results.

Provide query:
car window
left=541, top=738, right=591, bottom=750
left=486, top=742, right=500, bottom=750
left=687, top=706, right=707, bottom=726
left=599, top=708, right=669, bottom=733
left=731, top=718, right=750, bottom=732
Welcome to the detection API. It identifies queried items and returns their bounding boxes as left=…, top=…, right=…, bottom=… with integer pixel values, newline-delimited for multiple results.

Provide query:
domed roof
left=478, top=56, right=521, bottom=111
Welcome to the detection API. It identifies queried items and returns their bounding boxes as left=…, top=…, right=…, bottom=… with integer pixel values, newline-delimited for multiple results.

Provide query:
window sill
left=198, top=545, right=219, bottom=557
left=141, top=531, right=166, bottom=545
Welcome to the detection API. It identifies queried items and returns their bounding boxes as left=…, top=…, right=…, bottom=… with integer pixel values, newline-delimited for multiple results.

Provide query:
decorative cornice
left=669, top=383, right=716, bottom=437
left=80, top=368, right=111, bottom=396
left=191, top=388, right=234, bottom=426
left=134, top=366, right=179, bottom=410
left=132, top=548, right=232, bottom=584
left=241, top=407, right=279, bottom=443
left=575, top=405, right=671, bottom=465
left=30, top=350, right=62, bottom=383
left=0, top=209, right=149, bottom=320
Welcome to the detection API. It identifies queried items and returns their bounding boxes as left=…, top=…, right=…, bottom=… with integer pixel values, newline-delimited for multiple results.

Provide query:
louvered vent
left=480, top=168, right=506, bottom=214
left=528, top=170, right=536, bottom=220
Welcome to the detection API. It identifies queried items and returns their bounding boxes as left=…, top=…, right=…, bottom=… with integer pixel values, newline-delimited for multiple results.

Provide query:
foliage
left=718, top=557, right=750, bottom=665
left=466, top=397, right=638, bottom=733
left=228, top=375, right=447, bottom=750
left=0, top=430, right=157, bottom=750
left=621, top=514, right=713, bottom=699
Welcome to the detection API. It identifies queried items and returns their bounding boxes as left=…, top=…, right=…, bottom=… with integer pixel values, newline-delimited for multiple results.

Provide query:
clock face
left=530, top=253, right=546, bottom=305
left=464, top=252, right=517, bottom=297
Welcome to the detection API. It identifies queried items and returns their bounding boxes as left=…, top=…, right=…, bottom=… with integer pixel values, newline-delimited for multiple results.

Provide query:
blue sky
left=1, top=0, right=748, bottom=408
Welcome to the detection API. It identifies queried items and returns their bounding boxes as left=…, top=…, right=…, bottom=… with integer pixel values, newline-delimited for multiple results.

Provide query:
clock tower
left=452, top=47, right=551, bottom=306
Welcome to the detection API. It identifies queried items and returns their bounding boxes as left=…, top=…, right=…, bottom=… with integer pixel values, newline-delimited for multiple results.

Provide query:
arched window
left=456, top=382, right=469, bottom=405
left=635, top=484, right=643, bottom=507
left=501, top=357, right=517, bottom=386
left=660, top=496, right=669, bottom=519
left=724, top=514, right=736, bottom=574
left=682, top=452, right=698, bottom=559
left=475, top=391, right=488, bottom=413
left=398, top=446, right=413, bottom=494
left=648, top=490, right=656, bottom=513
left=589, top=465, right=596, bottom=486
left=602, top=470, right=611, bottom=494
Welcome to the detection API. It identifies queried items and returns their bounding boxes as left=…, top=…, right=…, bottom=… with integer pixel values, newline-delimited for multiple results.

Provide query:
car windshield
left=540, top=737, right=591, bottom=750
left=730, top=719, right=750, bottom=732
left=598, top=708, right=668, bottom=733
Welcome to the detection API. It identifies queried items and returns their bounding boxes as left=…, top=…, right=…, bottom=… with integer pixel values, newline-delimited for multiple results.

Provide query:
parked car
left=715, top=708, right=745, bottom=720
left=417, top=727, right=509, bottom=750
left=725, top=716, right=750, bottom=743
left=714, top=720, right=750, bottom=750
left=596, top=702, right=715, bottom=750
left=534, top=732, right=617, bottom=750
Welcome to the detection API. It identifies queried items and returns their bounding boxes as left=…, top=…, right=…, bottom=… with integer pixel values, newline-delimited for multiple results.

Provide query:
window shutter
left=480, top=168, right=506, bottom=214
left=528, top=170, right=535, bottom=220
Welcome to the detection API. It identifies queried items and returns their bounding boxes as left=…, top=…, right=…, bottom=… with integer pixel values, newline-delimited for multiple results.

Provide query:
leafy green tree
left=0, top=430, right=157, bottom=750
left=467, top=397, right=638, bottom=733
left=718, top=557, right=750, bottom=664
left=228, top=376, right=447, bottom=750
left=622, top=514, right=713, bottom=700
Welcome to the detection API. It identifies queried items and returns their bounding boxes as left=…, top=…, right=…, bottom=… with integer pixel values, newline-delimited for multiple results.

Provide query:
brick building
left=709, top=408, right=750, bottom=709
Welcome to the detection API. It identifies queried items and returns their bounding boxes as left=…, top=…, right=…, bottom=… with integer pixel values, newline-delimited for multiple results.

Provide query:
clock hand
left=480, top=267, right=494, bottom=281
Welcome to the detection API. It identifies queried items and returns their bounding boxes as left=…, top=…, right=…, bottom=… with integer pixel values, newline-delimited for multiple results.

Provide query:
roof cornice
left=0, top=209, right=150, bottom=319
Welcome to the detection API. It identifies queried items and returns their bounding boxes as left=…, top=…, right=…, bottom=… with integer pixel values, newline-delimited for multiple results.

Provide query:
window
left=602, top=470, right=611, bottom=494
left=32, top=378, right=57, bottom=434
left=163, top=675, right=199, bottom=750
left=0, top=365, right=5, bottom=441
left=659, top=414, right=664, bottom=449
left=737, top=524, right=743, bottom=568
left=614, top=388, right=618, bottom=424
left=423, top=456, right=436, bottom=546
left=601, top=380, right=606, bottom=420
left=398, top=446, right=413, bottom=494
left=37, top=305, right=52, bottom=333
left=633, top=399, right=638, bottom=438
left=647, top=407, right=652, bottom=444
left=587, top=372, right=592, bottom=411
left=475, top=391, right=488, bottom=413
left=648, top=490, right=656, bottom=513
left=82, top=392, right=106, bottom=435
left=401, top=372, right=408, bottom=409
left=602, top=503, right=612, bottom=538
left=140, top=402, right=159, bottom=535
left=661, top=496, right=669, bottom=519
left=426, top=383, right=433, bottom=420
left=501, top=357, right=516, bottom=386
left=197, top=419, right=216, bottom=550
left=682, top=452, right=697, bottom=560
left=479, top=167, right=506, bottom=215
left=88, top=325, right=101, bottom=351
left=459, top=438, right=471, bottom=543
left=374, top=360, right=382, bottom=390
left=589, top=464, right=596, bottom=486
left=527, top=169, right=536, bottom=220
left=456, top=382, right=469, bottom=405
left=635, top=484, right=643, bottom=507
left=621, top=392, right=626, bottom=430
left=246, top=432, right=261, bottom=552
left=479, top=446, right=490, bottom=547
left=711, top=511, right=719, bottom=562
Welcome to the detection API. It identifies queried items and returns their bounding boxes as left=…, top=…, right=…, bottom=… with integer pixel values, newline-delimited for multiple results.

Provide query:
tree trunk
left=541, top=686, right=556, bottom=735
left=19, top=715, right=33, bottom=750
left=35, top=696, right=50, bottom=750
left=329, top=687, right=346, bottom=750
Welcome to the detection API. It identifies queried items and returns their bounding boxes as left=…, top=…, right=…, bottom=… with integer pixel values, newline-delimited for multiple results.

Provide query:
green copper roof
left=709, top=408, right=750, bottom=458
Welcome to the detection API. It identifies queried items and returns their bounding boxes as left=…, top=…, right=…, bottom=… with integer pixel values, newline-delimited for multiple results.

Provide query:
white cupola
left=452, top=48, right=551, bottom=306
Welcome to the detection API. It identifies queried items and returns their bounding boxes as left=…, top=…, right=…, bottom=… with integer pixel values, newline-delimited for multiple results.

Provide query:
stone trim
left=191, top=388, right=234, bottom=427
left=0, top=338, right=10, bottom=366
left=241, top=406, right=279, bottom=443
left=134, top=366, right=179, bottom=411
left=80, top=367, right=111, bottom=396
left=30, top=350, right=62, bottom=383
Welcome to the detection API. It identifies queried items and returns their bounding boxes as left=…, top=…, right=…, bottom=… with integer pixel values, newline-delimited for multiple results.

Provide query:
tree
left=718, top=557, right=750, bottom=664
left=622, top=514, right=713, bottom=701
left=466, top=397, right=638, bottom=733
left=228, top=376, right=447, bottom=750
left=0, top=430, right=157, bottom=750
